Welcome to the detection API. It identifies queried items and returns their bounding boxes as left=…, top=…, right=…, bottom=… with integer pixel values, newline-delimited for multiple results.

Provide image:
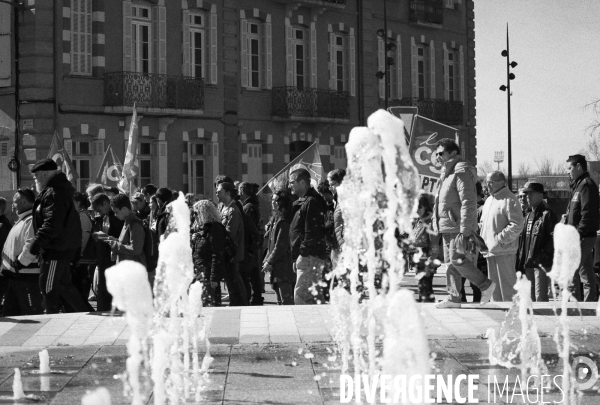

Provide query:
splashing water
left=39, top=349, right=51, bottom=374
left=330, top=110, right=429, bottom=393
left=548, top=223, right=581, bottom=405
left=487, top=273, right=547, bottom=392
left=105, top=193, right=211, bottom=405
left=81, top=387, right=112, bottom=405
left=151, top=193, right=211, bottom=404
left=106, top=261, right=154, bottom=405
left=12, top=368, right=25, bottom=400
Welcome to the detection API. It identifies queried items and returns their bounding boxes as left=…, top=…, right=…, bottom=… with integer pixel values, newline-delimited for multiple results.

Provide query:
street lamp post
left=499, top=25, right=517, bottom=191
left=375, top=0, right=397, bottom=110
left=494, top=151, right=504, bottom=171
left=1, top=0, right=24, bottom=188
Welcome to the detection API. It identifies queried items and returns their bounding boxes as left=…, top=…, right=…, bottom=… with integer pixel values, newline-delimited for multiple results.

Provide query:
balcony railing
left=395, top=98, right=463, bottom=125
left=272, top=87, right=350, bottom=120
left=104, top=72, right=204, bottom=110
left=409, top=0, right=444, bottom=25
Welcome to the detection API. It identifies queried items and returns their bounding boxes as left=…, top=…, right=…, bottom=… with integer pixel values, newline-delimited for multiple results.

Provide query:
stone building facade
left=0, top=0, right=476, bottom=200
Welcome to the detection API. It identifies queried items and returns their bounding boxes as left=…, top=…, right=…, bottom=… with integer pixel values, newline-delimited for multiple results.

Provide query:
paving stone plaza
left=1, top=272, right=600, bottom=404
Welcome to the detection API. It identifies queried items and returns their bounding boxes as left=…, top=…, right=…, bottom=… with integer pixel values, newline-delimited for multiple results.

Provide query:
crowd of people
left=0, top=140, right=596, bottom=316
left=427, top=139, right=599, bottom=307
left=0, top=156, right=350, bottom=315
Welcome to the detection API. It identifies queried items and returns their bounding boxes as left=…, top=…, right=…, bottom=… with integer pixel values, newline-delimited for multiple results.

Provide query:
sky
left=474, top=0, right=600, bottom=175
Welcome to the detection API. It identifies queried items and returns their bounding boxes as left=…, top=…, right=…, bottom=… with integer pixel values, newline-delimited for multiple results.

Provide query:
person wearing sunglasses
left=431, top=138, right=496, bottom=308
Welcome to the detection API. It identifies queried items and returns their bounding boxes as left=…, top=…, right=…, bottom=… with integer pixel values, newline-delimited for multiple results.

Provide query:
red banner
left=48, top=132, right=79, bottom=184
left=408, top=116, right=459, bottom=193
left=95, top=144, right=123, bottom=187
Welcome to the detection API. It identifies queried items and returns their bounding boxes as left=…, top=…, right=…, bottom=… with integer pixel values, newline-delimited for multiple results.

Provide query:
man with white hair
left=30, top=158, right=88, bottom=314
left=480, top=171, right=524, bottom=302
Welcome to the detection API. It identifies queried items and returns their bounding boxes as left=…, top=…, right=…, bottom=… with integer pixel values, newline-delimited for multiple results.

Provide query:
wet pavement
left=0, top=273, right=599, bottom=404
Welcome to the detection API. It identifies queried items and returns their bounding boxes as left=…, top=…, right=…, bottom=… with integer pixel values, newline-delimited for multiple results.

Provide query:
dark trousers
left=224, top=261, right=248, bottom=306
left=96, top=262, right=114, bottom=311
left=571, top=236, right=598, bottom=302
left=273, top=281, right=294, bottom=305
left=240, top=260, right=264, bottom=305
left=3, top=275, right=44, bottom=316
left=39, top=258, right=90, bottom=314
left=194, top=271, right=217, bottom=307
left=460, top=277, right=482, bottom=302
left=71, top=263, right=92, bottom=307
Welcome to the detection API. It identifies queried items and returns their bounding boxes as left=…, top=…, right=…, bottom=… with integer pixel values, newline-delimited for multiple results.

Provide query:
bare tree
left=583, top=100, right=600, bottom=160
left=517, top=162, right=532, bottom=178
left=477, top=160, right=494, bottom=179
left=535, top=156, right=557, bottom=176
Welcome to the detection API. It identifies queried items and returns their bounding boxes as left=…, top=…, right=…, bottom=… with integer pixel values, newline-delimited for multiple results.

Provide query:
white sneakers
left=435, top=300, right=461, bottom=309
left=479, top=281, right=497, bottom=305
left=435, top=281, right=497, bottom=308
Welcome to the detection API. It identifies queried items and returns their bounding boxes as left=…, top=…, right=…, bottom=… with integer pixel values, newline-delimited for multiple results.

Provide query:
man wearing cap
left=565, top=154, right=599, bottom=301
left=516, top=182, right=557, bottom=302
left=30, top=158, right=89, bottom=314
left=480, top=171, right=524, bottom=302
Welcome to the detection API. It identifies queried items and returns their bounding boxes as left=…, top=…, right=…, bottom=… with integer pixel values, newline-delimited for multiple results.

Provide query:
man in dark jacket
left=239, top=181, right=263, bottom=305
left=565, top=154, right=599, bottom=301
left=517, top=182, right=558, bottom=302
left=30, top=158, right=89, bottom=314
left=91, top=193, right=124, bottom=311
left=289, top=168, right=327, bottom=305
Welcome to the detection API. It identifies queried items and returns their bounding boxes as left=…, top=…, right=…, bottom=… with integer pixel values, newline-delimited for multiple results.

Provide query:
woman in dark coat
left=262, top=190, right=295, bottom=305
left=191, top=200, right=226, bottom=306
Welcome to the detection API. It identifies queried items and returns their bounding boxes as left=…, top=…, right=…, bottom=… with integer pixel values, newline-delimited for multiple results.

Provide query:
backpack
left=79, top=211, right=96, bottom=265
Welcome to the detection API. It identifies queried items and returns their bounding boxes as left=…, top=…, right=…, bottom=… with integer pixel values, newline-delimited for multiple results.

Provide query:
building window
left=289, top=140, right=311, bottom=161
left=329, top=28, right=355, bottom=95
left=247, top=22, right=261, bottom=89
left=71, top=0, right=92, bottom=76
left=132, top=5, right=152, bottom=74
left=191, top=159, right=204, bottom=195
left=331, top=145, right=347, bottom=170
left=292, top=28, right=306, bottom=90
left=445, top=0, right=454, bottom=8
left=240, top=10, right=272, bottom=90
left=447, top=52, right=454, bottom=101
left=332, top=35, right=345, bottom=91
left=189, top=13, right=205, bottom=79
left=72, top=159, right=90, bottom=192
left=417, top=46, right=426, bottom=99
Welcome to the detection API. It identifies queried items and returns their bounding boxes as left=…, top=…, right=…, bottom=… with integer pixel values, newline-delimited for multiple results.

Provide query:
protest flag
left=48, top=132, right=79, bottom=184
left=95, top=144, right=123, bottom=187
left=118, top=105, right=140, bottom=195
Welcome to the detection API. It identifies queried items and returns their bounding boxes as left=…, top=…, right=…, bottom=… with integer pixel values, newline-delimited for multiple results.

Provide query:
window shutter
left=443, top=43, right=449, bottom=101
left=349, top=31, right=356, bottom=97
left=0, top=3, right=12, bottom=87
left=240, top=17, right=248, bottom=88
left=429, top=40, right=436, bottom=99
left=71, top=0, right=92, bottom=76
left=285, top=19, right=293, bottom=87
left=411, top=37, right=417, bottom=98
left=158, top=6, right=167, bottom=74
left=265, top=18, right=272, bottom=89
left=65, top=140, right=73, bottom=157
left=310, top=22, right=317, bottom=88
left=123, top=1, right=133, bottom=72
left=182, top=10, right=190, bottom=76
left=396, top=35, right=402, bottom=100
left=85, top=0, right=92, bottom=74
left=378, top=37, right=384, bottom=99
left=459, top=45, right=465, bottom=102
left=329, top=33, right=336, bottom=90
left=210, top=10, right=218, bottom=84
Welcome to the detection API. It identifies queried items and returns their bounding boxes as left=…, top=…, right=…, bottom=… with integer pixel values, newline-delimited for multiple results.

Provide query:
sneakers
left=480, top=281, right=496, bottom=305
left=435, top=300, right=461, bottom=309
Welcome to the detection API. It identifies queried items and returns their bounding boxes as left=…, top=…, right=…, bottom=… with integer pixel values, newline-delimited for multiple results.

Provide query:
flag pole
left=257, top=142, right=320, bottom=194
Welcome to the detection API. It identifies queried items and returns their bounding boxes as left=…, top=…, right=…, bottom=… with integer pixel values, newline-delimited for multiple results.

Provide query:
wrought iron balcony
left=395, top=98, right=463, bottom=125
left=104, top=72, right=204, bottom=110
left=272, top=87, right=349, bottom=121
left=409, top=0, right=444, bottom=26
left=272, top=0, right=345, bottom=7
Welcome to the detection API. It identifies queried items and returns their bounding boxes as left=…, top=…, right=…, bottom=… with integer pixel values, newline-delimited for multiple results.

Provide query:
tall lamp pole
left=1, top=0, right=24, bottom=188
left=376, top=0, right=396, bottom=110
left=500, top=25, right=517, bottom=191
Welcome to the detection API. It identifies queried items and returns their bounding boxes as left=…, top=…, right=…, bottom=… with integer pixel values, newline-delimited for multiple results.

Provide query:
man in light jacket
left=432, top=138, right=496, bottom=308
left=480, top=171, right=524, bottom=301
